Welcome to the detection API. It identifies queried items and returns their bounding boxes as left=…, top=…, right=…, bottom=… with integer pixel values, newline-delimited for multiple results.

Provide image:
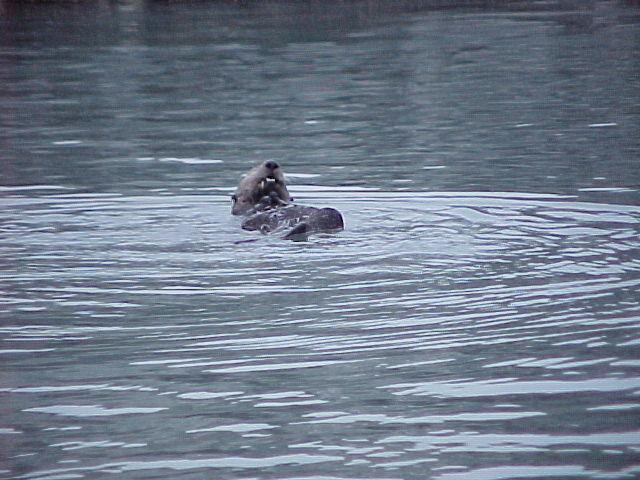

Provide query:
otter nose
left=264, top=160, right=279, bottom=170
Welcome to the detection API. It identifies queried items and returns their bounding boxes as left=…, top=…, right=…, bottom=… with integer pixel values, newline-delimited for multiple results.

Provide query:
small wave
left=20, top=454, right=344, bottom=478
left=0, top=185, right=72, bottom=192
left=187, top=423, right=276, bottom=434
left=136, top=157, right=223, bottom=165
left=381, top=377, right=640, bottom=398
left=177, top=391, right=243, bottom=400
left=204, top=359, right=361, bottom=374
left=23, top=405, right=168, bottom=417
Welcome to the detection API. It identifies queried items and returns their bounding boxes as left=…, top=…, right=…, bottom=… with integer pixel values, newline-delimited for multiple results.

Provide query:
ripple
left=380, top=431, right=640, bottom=452
left=255, top=399, right=328, bottom=408
left=0, top=428, right=21, bottom=435
left=21, top=454, right=344, bottom=478
left=295, top=411, right=544, bottom=425
left=49, top=441, right=146, bottom=451
left=0, top=348, right=56, bottom=354
left=187, top=423, right=277, bottom=434
left=23, top=405, right=168, bottom=417
left=138, top=157, right=224, bottom=165
left=177, top=391, right=243, bottom=400
left=204, top=359, right=361, bottom=373
left=432, top=465, right=622, bottom=480
left=587, top=404, right=640, bottom=412
left=7, top=384, right=110, bottom=393
left=0, top=185, right=73, bottom=192
left=382, top=377, right=640, bottom=398
left=2, top=188, right=639, bottom=480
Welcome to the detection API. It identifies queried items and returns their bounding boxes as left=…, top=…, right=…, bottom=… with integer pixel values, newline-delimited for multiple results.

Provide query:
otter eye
left=231, top=194, right=237, bottom=204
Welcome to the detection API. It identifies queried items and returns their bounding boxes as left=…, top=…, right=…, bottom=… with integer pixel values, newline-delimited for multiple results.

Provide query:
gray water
left=1, top=1, right=640, bottom=479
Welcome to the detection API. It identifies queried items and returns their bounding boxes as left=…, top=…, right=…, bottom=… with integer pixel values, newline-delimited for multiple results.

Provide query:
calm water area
left=1, top=1, right=640, bottom=479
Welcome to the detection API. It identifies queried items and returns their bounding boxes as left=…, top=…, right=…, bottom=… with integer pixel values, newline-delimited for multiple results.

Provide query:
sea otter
left=231, top=160, right=291, bottom=216
left=231, top=161, right=344, bottom=240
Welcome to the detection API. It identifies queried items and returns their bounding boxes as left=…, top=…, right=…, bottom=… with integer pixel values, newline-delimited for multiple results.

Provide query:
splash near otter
left=231, top=161, right=344, bottom=240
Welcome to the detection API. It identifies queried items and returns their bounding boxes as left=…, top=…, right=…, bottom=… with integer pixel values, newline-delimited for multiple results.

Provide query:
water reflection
left=2, top=1, right=639, bottom=200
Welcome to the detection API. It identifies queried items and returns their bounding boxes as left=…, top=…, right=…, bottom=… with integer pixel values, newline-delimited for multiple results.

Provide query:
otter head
left=231, top=160, right=292, bottom=215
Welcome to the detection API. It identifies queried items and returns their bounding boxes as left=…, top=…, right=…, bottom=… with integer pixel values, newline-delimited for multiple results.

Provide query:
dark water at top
left=1, top=1, right=640, bottom=479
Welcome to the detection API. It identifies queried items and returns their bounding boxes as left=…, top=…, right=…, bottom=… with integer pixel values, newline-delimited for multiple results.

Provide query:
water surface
left=1, top=1, right=640, bottom=479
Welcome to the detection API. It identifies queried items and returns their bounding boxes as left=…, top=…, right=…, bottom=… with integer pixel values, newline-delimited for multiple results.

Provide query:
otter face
left=231, top=160, right=291, bottom=215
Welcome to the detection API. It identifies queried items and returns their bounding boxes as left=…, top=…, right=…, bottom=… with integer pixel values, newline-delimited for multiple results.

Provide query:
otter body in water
left=242, top=204, right=344, bottom=240
left=231, top=161, right=344, bottom=240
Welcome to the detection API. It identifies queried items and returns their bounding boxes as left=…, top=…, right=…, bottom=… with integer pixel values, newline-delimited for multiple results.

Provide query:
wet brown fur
left=231, top=161, right=291, bottom=215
